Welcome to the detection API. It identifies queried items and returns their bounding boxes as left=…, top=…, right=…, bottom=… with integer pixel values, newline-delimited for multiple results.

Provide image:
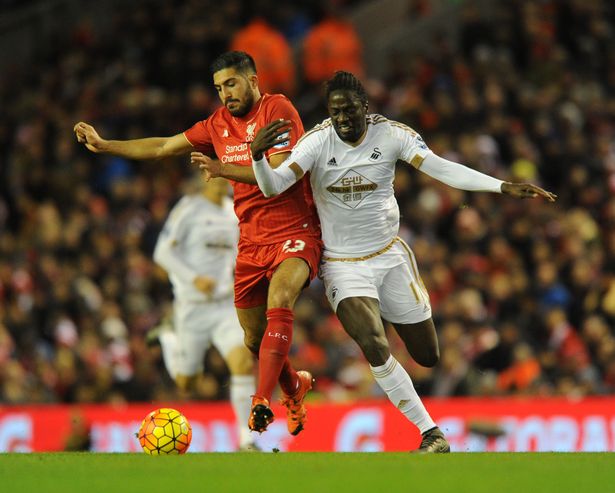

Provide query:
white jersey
left=288, top=114, right=432, bottom=258
left=153, top=195, right=238, bottom=302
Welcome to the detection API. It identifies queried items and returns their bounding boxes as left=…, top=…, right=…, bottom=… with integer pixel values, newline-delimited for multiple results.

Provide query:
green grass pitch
left=1, top=452, right=614, bottom=493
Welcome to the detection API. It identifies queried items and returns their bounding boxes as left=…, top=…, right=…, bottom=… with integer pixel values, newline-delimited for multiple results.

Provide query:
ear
left=248, top=74, right=259, bottom=90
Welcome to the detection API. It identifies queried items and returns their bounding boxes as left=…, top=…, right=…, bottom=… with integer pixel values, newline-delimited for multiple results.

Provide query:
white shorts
left=320, top=238, right=432, bottom=324
left=172, top=298, right=245, bottom=376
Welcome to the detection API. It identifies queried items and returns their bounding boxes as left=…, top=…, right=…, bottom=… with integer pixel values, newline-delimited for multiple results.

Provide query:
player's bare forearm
left=100, top=138, right=168, bottom=160
left=220, top=163, right=257, bottom=184
left=74, top=121, right=191, bottom=160
left=191, top=152, right=257, bottom=184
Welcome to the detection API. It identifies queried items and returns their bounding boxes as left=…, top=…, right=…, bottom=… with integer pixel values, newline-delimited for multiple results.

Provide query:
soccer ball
left=137, top=408, right=192, bottom=455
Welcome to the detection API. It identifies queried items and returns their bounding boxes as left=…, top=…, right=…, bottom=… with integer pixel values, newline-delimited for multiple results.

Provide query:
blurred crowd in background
left=0, top=0, right=614, bottom=406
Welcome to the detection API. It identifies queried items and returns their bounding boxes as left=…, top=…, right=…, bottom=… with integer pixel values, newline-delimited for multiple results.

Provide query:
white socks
left=370, top=354, right=436, bottom=434
left=230, top=375, right=256, bottom=447
left=159, top=331, right=178, bottom=379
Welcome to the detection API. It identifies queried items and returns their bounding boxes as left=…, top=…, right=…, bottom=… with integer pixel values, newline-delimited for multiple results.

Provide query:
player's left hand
left=250, top=119, right=291, bottom=160
left=193, top=275, right=216, bottom=296
left=191, top=152, right=222, bottom=181
left=501, top=182, right=557, bottom=202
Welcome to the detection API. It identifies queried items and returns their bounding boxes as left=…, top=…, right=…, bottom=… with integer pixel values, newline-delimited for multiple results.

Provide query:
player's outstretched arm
left=74, top=121, right=191, bottom=160
left=417, top=153, right=556, bottom=201
left=500, top=182, right=556, bottom=201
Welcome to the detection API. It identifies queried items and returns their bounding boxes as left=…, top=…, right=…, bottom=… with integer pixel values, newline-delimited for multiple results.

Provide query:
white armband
left=419, top=153, right=504, bottom=193
left=252, top=156, right=297, bottom=197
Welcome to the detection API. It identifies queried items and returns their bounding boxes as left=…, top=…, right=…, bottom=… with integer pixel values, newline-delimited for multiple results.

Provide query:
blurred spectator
left=302, top=1, right=364, bottom=85
left=230, top=1, right=296, bottom=95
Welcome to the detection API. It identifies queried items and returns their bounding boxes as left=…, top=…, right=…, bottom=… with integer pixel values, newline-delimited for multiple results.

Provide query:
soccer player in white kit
left=153, top=175, right=257, bottom=451
left=246, top=71, right=556, bottom=452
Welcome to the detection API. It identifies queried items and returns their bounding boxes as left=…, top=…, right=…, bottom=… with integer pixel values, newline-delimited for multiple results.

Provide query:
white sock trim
left=230, top=374, right=256, bottom=447
left=370, top=355, right=436, bottom=434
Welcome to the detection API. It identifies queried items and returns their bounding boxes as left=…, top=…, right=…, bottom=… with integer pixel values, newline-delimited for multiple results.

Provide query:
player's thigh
left=267, top=236, right=323, bottom=308
left=173, top=303, right=212, bottom=376
left=336, top=296, right=384, bottom=340
left=267, top=257, right=310, bottom=308
left=336, top=296, right=390, bottom=365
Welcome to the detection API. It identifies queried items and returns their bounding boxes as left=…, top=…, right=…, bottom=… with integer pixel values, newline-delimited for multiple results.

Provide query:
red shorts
left=234, top=236, right=323, bottom=309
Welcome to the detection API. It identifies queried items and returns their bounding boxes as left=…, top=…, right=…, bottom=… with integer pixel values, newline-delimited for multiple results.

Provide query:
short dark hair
left=210, top=51, right=257, bottom=76
left=324, top=71, right=368, bottom=106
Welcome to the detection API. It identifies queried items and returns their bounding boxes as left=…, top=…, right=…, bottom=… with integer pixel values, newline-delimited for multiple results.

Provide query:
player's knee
left=354, top=329, right=389, bottom=356
left=244, top=334, right=261, bottom=356
left=267, top=286, right=296, bottom=308
left=416, top=347, right=440, bottom=368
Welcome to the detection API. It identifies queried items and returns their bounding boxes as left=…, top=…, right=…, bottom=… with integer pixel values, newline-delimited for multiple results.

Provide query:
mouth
left=337, top=124, right=352, bottom=133
left=226, top=100, right=240, bottom=109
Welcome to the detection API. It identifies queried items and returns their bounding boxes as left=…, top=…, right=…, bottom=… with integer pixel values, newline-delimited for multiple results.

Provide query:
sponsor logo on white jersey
left=326, top=169, right=377, bottom=209
left=369, top=147, right=382, bottom=161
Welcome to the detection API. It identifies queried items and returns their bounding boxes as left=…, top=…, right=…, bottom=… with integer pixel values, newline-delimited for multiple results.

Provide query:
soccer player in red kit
left=74, top=51, right=322, bottom=436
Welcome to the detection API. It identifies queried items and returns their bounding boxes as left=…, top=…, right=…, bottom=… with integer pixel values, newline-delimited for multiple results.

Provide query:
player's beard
left=227, top=91, right=255, bottom=117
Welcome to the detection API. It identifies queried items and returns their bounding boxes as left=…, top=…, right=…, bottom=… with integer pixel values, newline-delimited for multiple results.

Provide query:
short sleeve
left=183, top=120, right=216, bottom=157
left=264, top=96, right=304, bottom=158
left=389, top=122, right=433, bottom=169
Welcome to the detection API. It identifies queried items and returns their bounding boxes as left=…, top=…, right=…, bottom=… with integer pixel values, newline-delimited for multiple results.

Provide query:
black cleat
left=416, top=427, right=450, bottom=453
left=248, top=399, right=274, bottom=433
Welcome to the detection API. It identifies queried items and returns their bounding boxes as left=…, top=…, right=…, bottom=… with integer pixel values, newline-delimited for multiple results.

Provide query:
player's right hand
left=73, top=122, right=106, bottom=153
left=250, top=119, right=291, bottom=160
left=193, top=275, right=215, bottom=296
left=501, top=182, right=557, bottom=202
left=191, top=152, right=222, bottom=181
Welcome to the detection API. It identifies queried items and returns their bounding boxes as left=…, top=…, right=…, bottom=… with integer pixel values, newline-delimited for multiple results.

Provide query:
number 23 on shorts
left=282, top=239, right=306, bottom=253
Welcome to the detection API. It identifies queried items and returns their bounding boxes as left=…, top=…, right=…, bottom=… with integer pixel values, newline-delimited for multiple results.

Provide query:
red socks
left=256, top=308, right=298, bottom=401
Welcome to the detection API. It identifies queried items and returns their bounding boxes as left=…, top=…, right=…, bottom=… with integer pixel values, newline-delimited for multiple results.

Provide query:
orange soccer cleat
left=280, top=370, right=313, bottom=436
left=248, top=396, right=274, bottom=433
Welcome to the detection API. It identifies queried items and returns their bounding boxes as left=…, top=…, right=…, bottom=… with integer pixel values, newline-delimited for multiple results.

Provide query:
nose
left=221, top=87, right=232, bottom=101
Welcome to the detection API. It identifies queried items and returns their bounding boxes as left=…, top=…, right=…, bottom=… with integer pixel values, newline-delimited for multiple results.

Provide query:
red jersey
left=184, top=94, right=320, bottom=244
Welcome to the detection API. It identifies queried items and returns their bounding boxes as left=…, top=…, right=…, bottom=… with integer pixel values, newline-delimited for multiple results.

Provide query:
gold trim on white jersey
left=322, top=237, right=399, bottom=262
